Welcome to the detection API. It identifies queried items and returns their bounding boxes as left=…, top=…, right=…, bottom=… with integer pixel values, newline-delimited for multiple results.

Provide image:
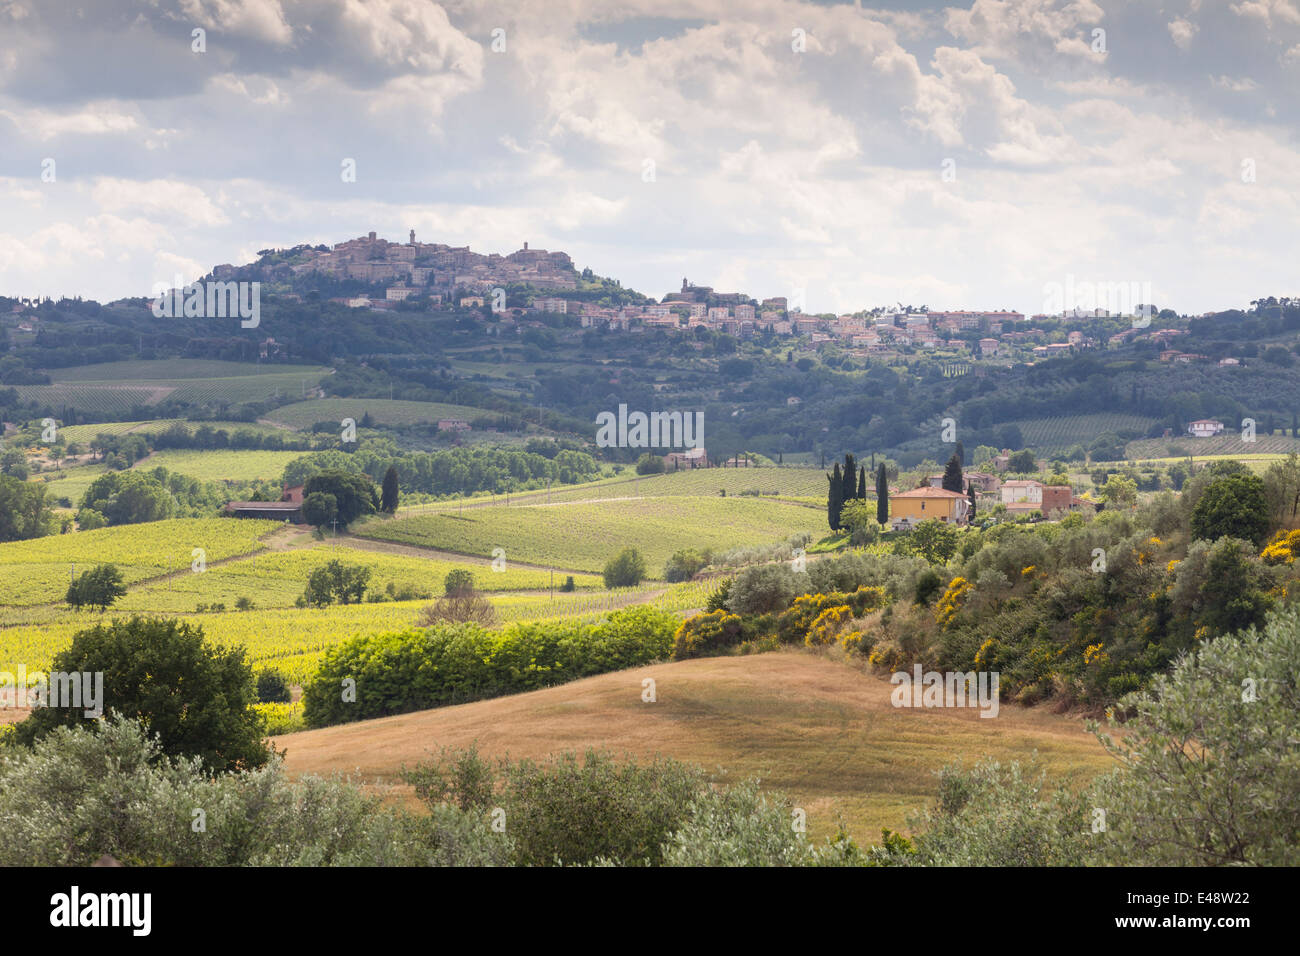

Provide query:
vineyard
left=0, top=580, right=715, bottom=686
left=1010, top=413, right=1159, bottom=450
left=0, top=518, right=276, bottom=605
left=357, top=495, right=824, bottom=572
left=262, top=398, right=485, bottom=430
left=111, top=544, right=605, bottom=613
left=1125, top=434, right=1300, bottom=460
left=15, top=360, right=331, bottom=412
left=131, top=449, right=306, bottom=482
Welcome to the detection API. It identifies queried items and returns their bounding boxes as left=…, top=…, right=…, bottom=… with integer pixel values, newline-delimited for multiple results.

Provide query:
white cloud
left=91, top=179, right=230, bottom=227
left=178, top=0, right=293, bottom=45
left=0, top=105, right=138, bottom=139
left=1168, top=16, right=1198, bottom=49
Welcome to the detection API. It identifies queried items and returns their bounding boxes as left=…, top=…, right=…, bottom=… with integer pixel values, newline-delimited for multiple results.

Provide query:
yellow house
left=889, top=487, right=969, bottom=530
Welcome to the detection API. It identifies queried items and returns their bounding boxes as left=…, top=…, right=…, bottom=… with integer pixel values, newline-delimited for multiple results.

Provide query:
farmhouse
left=224, top=484, right=304, bottom=522
left=889, top=487, right=969, bottom=530
left=438, top=419, right=471, bottom=432
left=1001, top=480, right=1074, bottom=515
left=926, top=470, right=1001, bottom=494
left=664, top=446, right=707, bottom=469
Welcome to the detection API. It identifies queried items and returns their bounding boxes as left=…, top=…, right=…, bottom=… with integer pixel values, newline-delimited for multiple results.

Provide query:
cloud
left=0, top=105, right=139, bottom=139
left=1168, top=16, right=1198, bottom=49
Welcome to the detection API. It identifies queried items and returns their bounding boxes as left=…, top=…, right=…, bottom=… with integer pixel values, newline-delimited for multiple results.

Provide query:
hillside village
left=199, top=231, right=1254, bottom=368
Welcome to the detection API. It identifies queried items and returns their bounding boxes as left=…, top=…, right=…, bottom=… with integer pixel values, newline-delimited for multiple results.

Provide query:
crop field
left=1124, top=434, right=1300, bottom=460
left=0, top=518, right=276, bottom=606
left=261, top=398, right=485, bottom=430
left=1011, top=413, right=1159, bottom=450
left=357, top=495, right=825, bottom=572
left=131, top=449, right=305, bottom=482
left=32, top=465, right=110, bottom=508
left=48, top=360, right=322, bottom=382
left=0, top=579, right=706, bottom=686
left=16, top=361, right=331, bottom=412
left=112, top=545, right=604, bottom=613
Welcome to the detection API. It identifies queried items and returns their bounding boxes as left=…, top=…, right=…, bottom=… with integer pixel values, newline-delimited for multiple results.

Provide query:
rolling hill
left=274, top=652, right=1116, bottom=841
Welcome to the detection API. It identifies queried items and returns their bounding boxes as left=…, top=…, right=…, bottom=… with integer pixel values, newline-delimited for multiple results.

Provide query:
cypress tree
left=828, top=463, right=844, bottom=531
left=942, top=453, right=964, bottom=493
left=968, top=483, right=977, bottom=522
left=380, top=465, right=399, bottom=514
left=875, top=462, right=889, bottom=527
left=955, top=440, right=965, bottom=466
left=857, top=465, right=867, bottom=499
left=842, top=454, right=856, bottom=504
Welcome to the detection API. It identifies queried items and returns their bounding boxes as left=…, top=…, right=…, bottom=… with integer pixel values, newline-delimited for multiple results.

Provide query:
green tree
left=827, top=462, right=844, bottom=531
left=907, top=519, right=961, bottom=565
left=80, top=471, right=173, bottom=525
left=300, top=491, right=338, bottom=530
left=1098, top=474, right=1138, bottom=506
left=876, top=463, right=889, bottom=527
left=302, top=559, right=372, bottom=607
left=302, top=470, right=378, bottom=528
left=444, top=568, right=476, bottom=596
left=1191, top=473, right=1270, bottom=545
left=856, top=465, right=866, bottom=499
left=65, top=564, right=126, bottom=611
left=1006, top=449, right=1037, bottom=473
left=1093, top=608, right=1300, bottom=865
left=968, top=483, right=977, bottom=520
left=635, top=453, right=666, bottom=475
left=10, top=617, right=271, bottom=773
left=0, top=474, right=55, bottom=542
left=603, top=547, right=647, bottom=588
left=841, top=453, right=857, bottom=504
left=380, top=465, right=399, bottom=513
left=941, top=453, right=963, bottom=493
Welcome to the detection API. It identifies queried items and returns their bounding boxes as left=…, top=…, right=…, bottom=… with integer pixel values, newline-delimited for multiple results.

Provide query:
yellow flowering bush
left=935, top=576, right=972, bottom=627
left=1261, top=528, right=1300, bottom=566
left=672, top=609, right=745, bottom=659
left=805, top=605, right=852, bottom=647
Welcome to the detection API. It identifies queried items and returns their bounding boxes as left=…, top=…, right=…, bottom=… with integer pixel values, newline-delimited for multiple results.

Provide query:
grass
left=1124, top=434, right=1300, bottom=460
left=272, top=652, right=1117, bottom=842
left=261, top=398, right=485, bottom=430
left=358, top=495, right=825, bottom=573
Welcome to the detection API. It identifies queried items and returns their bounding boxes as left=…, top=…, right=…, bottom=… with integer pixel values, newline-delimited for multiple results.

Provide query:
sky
left=0, top=0, right=1297, bottom=316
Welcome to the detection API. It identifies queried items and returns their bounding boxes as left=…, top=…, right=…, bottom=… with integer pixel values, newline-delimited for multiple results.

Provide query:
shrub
left=560, top=575, right=576, bottom=592
left=913, top=568, right=941, bottom=606
left=672, top=609, right=744, bottom=659
left=726, top=563, right=805, bottom=615
left=705, top=577, right=732, bottom=611
left=1190, top=472, right=1270, bottom=546
left=603, top=547, right=647, bottom=588
left=416, top=589, right=498, bottom=628
left=663, top=548, right=711, bottom=582
left=303, top=607, right=678, bottom=727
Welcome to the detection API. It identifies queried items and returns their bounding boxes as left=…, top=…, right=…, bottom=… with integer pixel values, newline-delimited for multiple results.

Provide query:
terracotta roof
left=894, top=487, right=968, bottom=499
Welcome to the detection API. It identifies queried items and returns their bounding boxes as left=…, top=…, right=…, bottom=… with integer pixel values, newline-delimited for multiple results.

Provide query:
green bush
left=302, top=606, right=678, bottom=727
left=603, top=547, right=647, bottom=588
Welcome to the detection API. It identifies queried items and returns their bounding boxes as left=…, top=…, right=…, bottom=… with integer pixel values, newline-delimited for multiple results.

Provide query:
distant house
left=889, top=487, right=969, bottom=530
left=664, top=446, right=707, bottom=469
left=224, top=484, right=304, bottom=523
left=1187, top=419, right=1225, bottom=437
left=1001, top=480, right=1074, bottom=515
left=926, top=470, right=1000, bottom=494
left=437, top=419, right=471, bottom=432
left=786, top=396, right=802, bottom=405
